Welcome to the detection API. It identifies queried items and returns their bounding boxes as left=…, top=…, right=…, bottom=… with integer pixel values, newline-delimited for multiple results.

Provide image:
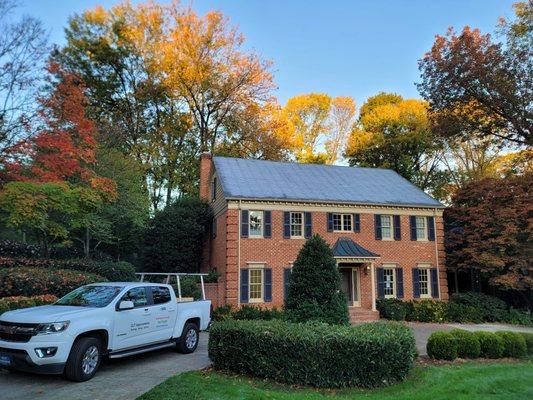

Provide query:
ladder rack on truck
left=135, top=272, right=207, bottom=301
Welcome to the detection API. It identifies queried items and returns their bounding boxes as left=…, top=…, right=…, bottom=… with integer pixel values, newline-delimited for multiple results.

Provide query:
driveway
left=0, top=333, right=210, bottom=400
left=409, top=322, right=533, bottom=355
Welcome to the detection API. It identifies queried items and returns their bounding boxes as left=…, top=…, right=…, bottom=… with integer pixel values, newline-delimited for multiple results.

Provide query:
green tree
left=345, top=92, right=448, bottom=199
left=141, top=198, right=211, bottom=273
left=286, top=234, right=349, bottom=325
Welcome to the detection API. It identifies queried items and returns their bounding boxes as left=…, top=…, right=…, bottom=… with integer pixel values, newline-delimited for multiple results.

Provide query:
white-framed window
left=415, top=216, right=427, bottom=241
left=381, top=215, right=393, bottom=240
left=249, top=211, right=263, bottom=237
left=290, top=212, right=303, bottom=238
left=418, top=264, right=431, bottom=298
left=333, top=213, right=352, bottom=232
left=248, top=267, right=263, bottom=302
left=383, top=267, right=396, bottom=298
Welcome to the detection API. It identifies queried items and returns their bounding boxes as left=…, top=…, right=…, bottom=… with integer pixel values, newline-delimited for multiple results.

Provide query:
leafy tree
left=345, top=92, right=448, bottom=199
left=418, top=2, right=532, bottom=146
left=141, top=198, right=211, bottom=273
left=285, top=234, right=349, bottom=325
left=444, top=173, right=532, bottom=291
left=326, top=96, right=356, bottom=164
left=0, top=0, right=48, bottom=157
left=0, top=182, right=104, bottom=256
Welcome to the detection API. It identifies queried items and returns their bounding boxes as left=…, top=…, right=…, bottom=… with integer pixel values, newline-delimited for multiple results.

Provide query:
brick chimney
left=199, top=153, right=213, bottom=201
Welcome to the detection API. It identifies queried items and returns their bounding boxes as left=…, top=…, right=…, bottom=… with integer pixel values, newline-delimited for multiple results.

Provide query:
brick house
left=200, top=154, right=448, bottom=322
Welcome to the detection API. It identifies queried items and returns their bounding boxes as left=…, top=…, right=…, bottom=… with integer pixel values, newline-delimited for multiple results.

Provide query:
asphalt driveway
left=0, top=333, right=210, bottom=400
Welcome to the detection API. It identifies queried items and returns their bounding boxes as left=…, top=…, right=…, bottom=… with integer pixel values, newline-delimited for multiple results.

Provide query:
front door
left=340, top=267, right=360, bottom=307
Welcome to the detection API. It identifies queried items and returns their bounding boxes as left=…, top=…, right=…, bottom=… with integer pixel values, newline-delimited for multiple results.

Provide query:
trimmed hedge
left=474, top=331, right=504, bottom=359
left=209, top=319, right=416, bottom=388
left=427, top=331, right=457, bottom=360
left=495, top=331, right=527, bottom=358
left=450, top=329, right=481, bottom=358
left=211, top=305, right=286, bottom=322
left=376, top=298, right=408, bottom=321
left=450, top=292, right=508, bottom=322
left=0, top=257, right=135, bottom=282
left=521, top=332, right=533, bottom=355
left=0, top=267, right=105, bottom=297
left=0, top=295, right=58, bottom=315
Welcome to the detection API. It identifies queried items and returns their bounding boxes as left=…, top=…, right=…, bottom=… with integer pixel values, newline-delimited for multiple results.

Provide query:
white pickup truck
left=0, top=273, right=211, bottom=381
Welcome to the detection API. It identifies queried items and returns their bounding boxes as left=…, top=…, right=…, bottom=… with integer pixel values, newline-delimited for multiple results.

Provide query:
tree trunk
left=84, top=226, right=90, bottom=259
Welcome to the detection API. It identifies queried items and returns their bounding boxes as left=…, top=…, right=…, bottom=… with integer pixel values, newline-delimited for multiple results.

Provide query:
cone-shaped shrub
left=285, top=234, right=349, bottom=325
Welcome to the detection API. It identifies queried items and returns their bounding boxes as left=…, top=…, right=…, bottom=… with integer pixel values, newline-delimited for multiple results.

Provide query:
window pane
left=381, top=215, right=392, bottom=238
left=249, top=211, right=263, bottom=236
left=419, top=269, right=429, bottom=295
left=291, top=212, right=303, bottom=237
left=416, top=216, right=426, bottom=239
left=333, top=214, right=342, bottom=231
left=249, top=269, right=263, bottom=300
left=343, top=214, right=352, bottom=231
left=122, top=287, right=148, bottom=307
left=383, top=269, right=395, bottom=296
left=152, top=287, right=171, bottom=304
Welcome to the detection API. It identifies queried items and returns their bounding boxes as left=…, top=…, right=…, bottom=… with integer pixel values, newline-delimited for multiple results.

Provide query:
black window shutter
left=430, top=268, right=439, bottom=299
left=264, top=268, right=272, bottom=302
left=396, top=267, right=404, bottom=298
left=240, top=269, right=249, bottom=303
left=353, top=213, right=360, bottom=233
left=284, top=268, right=292, bottom=302
left=409, top=216, right=417, bottom=241
left=211, top=177, right=217, bottom=201
left=264, top=211, right=272, bottom=238
left=377, top=267, right=385, bottom=298
left=304, top=212, right=312, bottom=238
left=412, top=268, right=420, bottom=298
left=327, top=212, right=333, bottom=232
left=241, top=210, right=249, bottom=238
left=283, top=212, right=291, bottom=238
left=393, top=215, right=401, bottom=240
left=374, top=214, right=382, bottom=240
left=212, top=217, right=217, bottom=239
left=427, top=216, right=435, bottom=241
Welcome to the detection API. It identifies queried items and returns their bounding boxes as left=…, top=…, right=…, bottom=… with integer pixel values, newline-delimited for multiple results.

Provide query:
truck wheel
left=177, top=322, right=199, bottom=354
left=65, top=337, right=102, bottom=382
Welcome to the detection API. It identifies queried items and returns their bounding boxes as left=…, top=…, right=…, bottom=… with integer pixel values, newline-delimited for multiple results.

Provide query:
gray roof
left=332, top=237, right=379, bottom=258
left=213, top=157, right=443, bottom=208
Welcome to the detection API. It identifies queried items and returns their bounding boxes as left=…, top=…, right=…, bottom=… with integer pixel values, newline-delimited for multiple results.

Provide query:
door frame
left=340, top=266, right=361, bottom=307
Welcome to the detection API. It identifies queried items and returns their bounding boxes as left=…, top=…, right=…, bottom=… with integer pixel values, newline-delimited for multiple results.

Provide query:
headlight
left=36, top=321, right=70, bottom=335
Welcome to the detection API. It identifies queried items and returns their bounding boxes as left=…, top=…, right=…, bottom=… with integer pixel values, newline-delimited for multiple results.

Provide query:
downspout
left=237, top=199, right=242, bottom=307
left=433, top=208, right=441, bottom=299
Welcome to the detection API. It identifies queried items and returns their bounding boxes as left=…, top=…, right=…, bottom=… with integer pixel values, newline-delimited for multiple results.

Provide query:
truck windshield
left=55, top=286, right=123, bottom=308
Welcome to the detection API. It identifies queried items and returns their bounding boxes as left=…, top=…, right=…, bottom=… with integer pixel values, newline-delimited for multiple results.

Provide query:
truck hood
left=0, top=305, right=98, bottom=323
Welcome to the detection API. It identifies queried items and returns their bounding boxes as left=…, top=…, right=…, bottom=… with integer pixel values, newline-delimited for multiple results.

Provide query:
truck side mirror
left=118, top=300, right=134, bottom=311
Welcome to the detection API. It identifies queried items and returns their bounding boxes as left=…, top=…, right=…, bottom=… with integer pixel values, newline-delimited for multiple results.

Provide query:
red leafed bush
left=0, top=295, right=58, bottom=315
left=0, top=267, right=105, bottom=298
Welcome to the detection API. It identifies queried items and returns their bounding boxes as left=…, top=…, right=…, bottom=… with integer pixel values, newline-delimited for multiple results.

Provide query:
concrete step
left=348, top=308, right=380, bottom=324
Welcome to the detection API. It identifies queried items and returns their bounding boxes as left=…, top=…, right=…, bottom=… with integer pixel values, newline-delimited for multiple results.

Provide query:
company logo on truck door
left=129, top=321, right=150, bottom=332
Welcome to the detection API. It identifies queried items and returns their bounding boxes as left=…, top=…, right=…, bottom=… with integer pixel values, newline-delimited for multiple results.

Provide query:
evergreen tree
left=286, top=234, right=349, bottom=325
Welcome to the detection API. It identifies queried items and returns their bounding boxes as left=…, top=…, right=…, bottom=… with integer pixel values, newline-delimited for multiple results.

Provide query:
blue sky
left=17, top=0, right=515, bottom=105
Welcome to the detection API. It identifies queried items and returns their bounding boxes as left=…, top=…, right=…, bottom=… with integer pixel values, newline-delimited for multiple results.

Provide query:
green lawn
left=138, top=362, right=533, bottom=400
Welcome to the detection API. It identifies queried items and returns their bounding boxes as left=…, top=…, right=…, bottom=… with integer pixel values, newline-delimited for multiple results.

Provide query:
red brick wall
left=204, top=208, right=448, bottom=309
left=199, top=153, right=212, bottom=201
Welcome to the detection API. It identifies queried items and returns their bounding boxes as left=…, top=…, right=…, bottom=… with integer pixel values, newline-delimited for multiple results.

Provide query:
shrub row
left=209, top=319, right=416, bottom=388
left=377, top=295, right=532, bottom=326
left=427, top=329, right=530, bottom=360
left=0, top=295, right=58, bottom=315
left=0, top=240, right=84, bottom=259
left=211, top=305, right=285, bottom=322
left=0, top=267, right=105, bottom=297
left=0, top=257, right=136, bottom=282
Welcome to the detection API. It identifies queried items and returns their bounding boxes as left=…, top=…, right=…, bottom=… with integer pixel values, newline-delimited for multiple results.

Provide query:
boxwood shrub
left=209, top=319, right=416, bottom=388
left=427, top=331, right=457, bottom=360
left=376, top=298, right=409, bottom=321
left=0, top=267, right=105, bottom=297
left=0, top=257, right=135, bottom=281
left=474, top=331, right=504, bottom=359
left=450, top=292, right=508, bottom=322
left=0, top=295, right=58, bottom=315
left=495, top=331, right=527, bottom=358
left=521, top=332, right=533, bottom=355
left=450, top=329, right=481, bottom=358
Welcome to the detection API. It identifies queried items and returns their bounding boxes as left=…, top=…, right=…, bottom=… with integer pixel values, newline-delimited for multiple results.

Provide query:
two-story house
left=200, top=154, right=448, bottom=322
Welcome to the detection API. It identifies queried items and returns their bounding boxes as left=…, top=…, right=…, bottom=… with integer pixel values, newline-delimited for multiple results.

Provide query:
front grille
left=0, top=347, right=27, bottom=355
left=0, top=321, right=39, bottom=343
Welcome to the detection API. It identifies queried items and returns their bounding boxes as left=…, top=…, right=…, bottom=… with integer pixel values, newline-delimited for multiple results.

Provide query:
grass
left=137, top=361, right=533, bottom=400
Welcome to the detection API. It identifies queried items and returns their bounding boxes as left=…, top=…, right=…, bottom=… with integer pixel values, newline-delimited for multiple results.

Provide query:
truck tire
left=64, top=337, right=103, bottom=382
left=177, top=322, right=199, bottom=354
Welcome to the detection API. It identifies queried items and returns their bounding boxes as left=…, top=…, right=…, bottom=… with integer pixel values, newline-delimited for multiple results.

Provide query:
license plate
left=0, top=354, right=11, bottom=366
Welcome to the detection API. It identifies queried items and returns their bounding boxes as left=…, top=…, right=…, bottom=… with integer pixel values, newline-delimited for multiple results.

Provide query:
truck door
left=149, top=286, right=177, bottom=341
left=113, top=287, right=154, bottom=350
